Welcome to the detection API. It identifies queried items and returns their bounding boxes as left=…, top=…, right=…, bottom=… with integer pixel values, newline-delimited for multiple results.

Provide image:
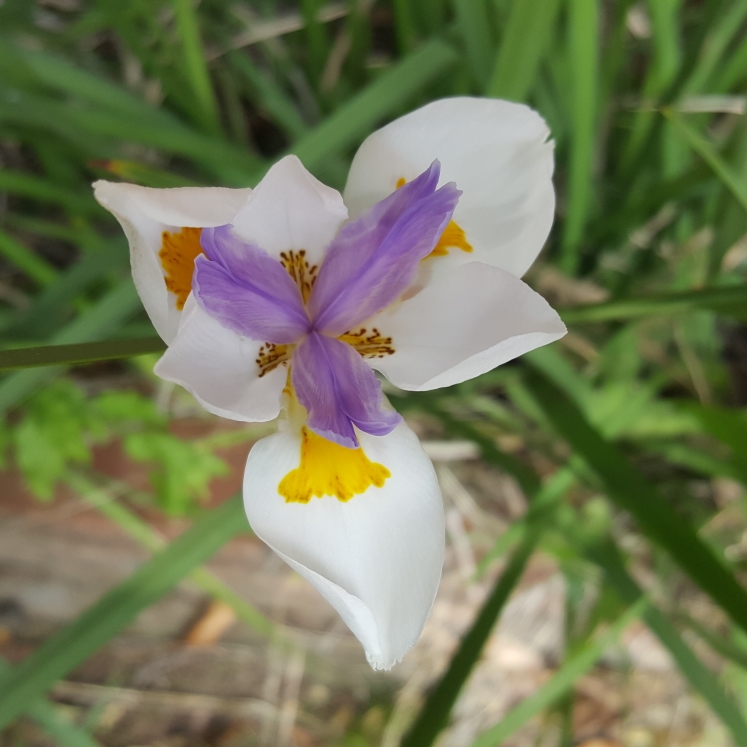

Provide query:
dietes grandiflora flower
left=94, top=97, right=565, bottom=669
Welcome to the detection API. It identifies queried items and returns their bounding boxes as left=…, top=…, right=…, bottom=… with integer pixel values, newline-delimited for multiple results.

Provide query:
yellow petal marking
left=159, top=227, right=203, bottom=310
left=430, top=220, right=472, bottom=257
left=395, top=177, right=472, bottom=258
left=279, top=427, right=391, bottom=503
left=338, top=327, right=395, bottom=359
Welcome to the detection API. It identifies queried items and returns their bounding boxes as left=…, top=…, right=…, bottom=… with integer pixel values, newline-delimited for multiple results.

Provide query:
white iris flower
left=93, top=97, right=566, bottom=670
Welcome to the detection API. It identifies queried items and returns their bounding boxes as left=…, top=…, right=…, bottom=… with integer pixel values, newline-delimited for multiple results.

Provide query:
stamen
left=395, top=176, right=473, bottom=258
left=279, top=249, right=318, bottom=304
left=159, top=227, right=203, bottom=310
left=339, top=328, right=395, bottom=359
left=256, top=343, right=291, bottom=378
left=279, top=427, right=391, bottom=503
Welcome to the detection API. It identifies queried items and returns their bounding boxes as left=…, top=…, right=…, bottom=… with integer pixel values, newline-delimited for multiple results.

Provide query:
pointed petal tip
left=365, top=647, right=411, bottom=671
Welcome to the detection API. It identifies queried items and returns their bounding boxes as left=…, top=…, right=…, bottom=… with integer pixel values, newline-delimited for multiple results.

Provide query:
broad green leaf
left=0, top=496, right=248, bottom=730
left=469, top=600, right=646, bottom=747
left=524, top=366, right=747, bottom=635
left=486, top=0, right=561, bottom=101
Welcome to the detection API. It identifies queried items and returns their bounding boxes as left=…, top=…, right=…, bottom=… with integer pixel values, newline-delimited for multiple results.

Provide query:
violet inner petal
left=308, top=160, right=461, bottom=337
left=292, top=331, right=402, bottom=449
left=193, top=226, right=309, bottom=344
left=192, top=163, right=462, bottom=448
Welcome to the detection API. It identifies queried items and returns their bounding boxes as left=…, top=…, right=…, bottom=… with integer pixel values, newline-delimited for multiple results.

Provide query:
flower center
left=395, top=177, right=472, bottom=258
left=160, top=227, right=203, bottom=310
left=276, top=250, right=396, bottom=361
left=279, top=426, right=390, bottom=503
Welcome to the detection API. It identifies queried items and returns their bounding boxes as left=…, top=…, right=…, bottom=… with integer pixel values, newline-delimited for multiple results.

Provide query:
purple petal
left=308, top=161, right=461, bottom=336
left=193, top=225, right=310, bottom=344
left=292, top=331, right=402, bottom=448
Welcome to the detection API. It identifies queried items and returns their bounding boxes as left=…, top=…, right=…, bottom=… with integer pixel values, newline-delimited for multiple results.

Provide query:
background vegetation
left=1, top=0, right=747, bottom=744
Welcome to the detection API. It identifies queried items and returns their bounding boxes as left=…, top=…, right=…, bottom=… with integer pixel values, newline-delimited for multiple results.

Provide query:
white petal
left=154, top=295, right=286, bottom=422
left=243, top=421, right=444, bottom=669
left=93, top=181, right=252, bottom=343
left=344, top=97, right=555, bottom=278
left=370, top=262, right=566, bottom=391
left=231, top=155, right=348, bottom=267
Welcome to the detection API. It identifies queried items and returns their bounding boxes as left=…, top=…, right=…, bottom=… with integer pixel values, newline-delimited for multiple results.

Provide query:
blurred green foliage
left=1, top=380, right=227, bottom=512
left=0, top=0, right=746, bottom=744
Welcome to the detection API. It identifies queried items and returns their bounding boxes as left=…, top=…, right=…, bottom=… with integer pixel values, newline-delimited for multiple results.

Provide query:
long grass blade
left=680, top=0, right=747, bottom=96
left=392, top=0, right=418, bottom=54
left=292, top=39, right=459, bottom=170
left=524, top=366, right=747, bottom=635
left=666, top=110, right=747, bottom=212
left=0, top=336, right=166, bottom=372
left=560, top=0, right=599, bottom=273
left=560, top=284, right=747, bottom=323
left=5, top=282, right=745, bottom=376
left=2, top=249, right=128, bottom=339
left=0, top=496, right=248, bottom=730
left=0, top=170, right=97, bottom=214
left=0, top=282, right=142, bottom=413
left=586, top=539, right=747, bottom=745
left=66, top=471, right=273, bottom=637
left=452, top=0, right=493, bottom=90
left=172, top=0, right=221, bottom=133
left=0, top=228, right=57, bottom=286
left=469, top=600, right=646, bottom=747
left=0, top=658, right=104, bottom=747
left=401, top=518, right=546, bottom=747
left=486, top=0, right=561, bottom=101
left=229, top=52, right=309, bottom=140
